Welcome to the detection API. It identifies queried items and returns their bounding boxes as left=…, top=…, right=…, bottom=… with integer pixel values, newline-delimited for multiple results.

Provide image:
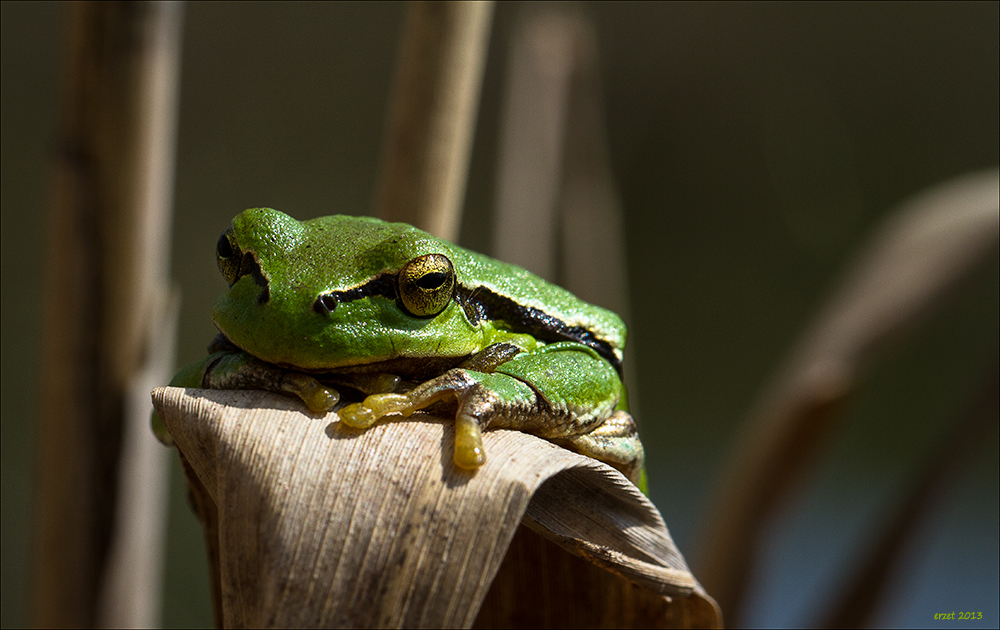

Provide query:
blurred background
left=2, top=2, right=996, bottom=627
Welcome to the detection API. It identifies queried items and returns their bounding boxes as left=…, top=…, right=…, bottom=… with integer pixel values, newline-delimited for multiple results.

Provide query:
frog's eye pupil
left=217, top=233, right=234, bottom=259
left=398, top=254, right=455, bottom=317
left=217, top=229, right=243, bottom=286
left=416, top=272, right=447, bottom=290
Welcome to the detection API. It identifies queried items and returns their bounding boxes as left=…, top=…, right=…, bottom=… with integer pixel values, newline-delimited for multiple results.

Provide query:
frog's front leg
left=203, top=350, right=340, bottom=413
left=338, top=342, right=645, bottom=484
left=154, top=349, right=342, bottom=444
left=339, top=369, right=529, bottom=468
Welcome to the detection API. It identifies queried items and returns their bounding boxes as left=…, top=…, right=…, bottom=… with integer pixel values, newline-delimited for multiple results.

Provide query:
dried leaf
left=153, top=386, right=719, bottom=628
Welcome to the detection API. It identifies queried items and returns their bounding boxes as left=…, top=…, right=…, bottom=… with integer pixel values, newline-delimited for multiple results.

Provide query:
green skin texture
left=158, top=208, right=645, bottom=487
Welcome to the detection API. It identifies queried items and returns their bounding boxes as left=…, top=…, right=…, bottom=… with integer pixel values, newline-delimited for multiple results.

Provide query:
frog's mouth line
left=290, top=354, right=472, bottom=384
left=211, top=330, right=472, bottom=381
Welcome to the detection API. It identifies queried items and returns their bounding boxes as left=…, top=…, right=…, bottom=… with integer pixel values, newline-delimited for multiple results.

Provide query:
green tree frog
left=156, top=208, right=645, bottom=486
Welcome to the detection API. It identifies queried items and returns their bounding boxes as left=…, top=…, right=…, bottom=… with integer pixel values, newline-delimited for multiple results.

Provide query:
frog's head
left=212, top=208, right=480, bottom=370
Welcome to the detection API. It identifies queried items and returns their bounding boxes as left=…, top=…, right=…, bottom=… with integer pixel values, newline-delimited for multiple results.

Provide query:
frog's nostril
left=313, top=293, right=338, bottom=315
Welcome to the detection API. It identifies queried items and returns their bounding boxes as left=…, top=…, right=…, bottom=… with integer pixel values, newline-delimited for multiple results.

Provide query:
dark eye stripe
left=238, top=252, right=270, bottom=304
left=314, top=274, right=397, bottom=314
left=313, top=272, right=621, bottom=377
left=454, top=286, right=622, bottom=377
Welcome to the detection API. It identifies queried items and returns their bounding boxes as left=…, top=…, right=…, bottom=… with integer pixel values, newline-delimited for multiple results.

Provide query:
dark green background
left=3, top=2, right=997, bottom=627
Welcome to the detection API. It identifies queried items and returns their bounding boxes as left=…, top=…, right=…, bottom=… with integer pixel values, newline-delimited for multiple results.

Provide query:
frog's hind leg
left=555, top=410, right=645, bottom=485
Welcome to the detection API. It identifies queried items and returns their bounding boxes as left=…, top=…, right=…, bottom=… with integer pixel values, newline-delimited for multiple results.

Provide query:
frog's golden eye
left=398, top=253, right=455, bottom=317
left=217, top=228, right=243, bottom=286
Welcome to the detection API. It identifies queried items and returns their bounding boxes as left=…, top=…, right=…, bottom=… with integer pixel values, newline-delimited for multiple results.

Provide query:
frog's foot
left=337, top=370, right=495, bottom=471
left=556, top=410, right=645, bottom=485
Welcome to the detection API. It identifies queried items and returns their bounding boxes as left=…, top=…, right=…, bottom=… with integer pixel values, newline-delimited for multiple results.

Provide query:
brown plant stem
left=32, top=2, right=181, bottom=627
left=373, top=0, right=494, bottom=241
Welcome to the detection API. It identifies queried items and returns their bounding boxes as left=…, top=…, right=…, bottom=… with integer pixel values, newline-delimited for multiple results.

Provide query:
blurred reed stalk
left=696, top=169, right=999, bottom=625
left=32, top=1, right=182, bottom=627
left=478, top=6, right=690, bottom=626
left=373, top=0, right=493, bottom=241
left=492, top=4, right=637, bottom=406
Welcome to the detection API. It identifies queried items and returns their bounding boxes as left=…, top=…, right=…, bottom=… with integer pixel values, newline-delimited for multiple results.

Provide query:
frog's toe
left=453, top=414, right=486, bottom=469
left=151, top=411, right=175, bottom=447
left=362, top=392, right=414, bottom=418
left=283, top=373, right=339, bottom=412
left=302, top=385, right=339, bottom=412
left=338, top=402, right=377, bottom=428
left=338, top=393, right=413, bottom=429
